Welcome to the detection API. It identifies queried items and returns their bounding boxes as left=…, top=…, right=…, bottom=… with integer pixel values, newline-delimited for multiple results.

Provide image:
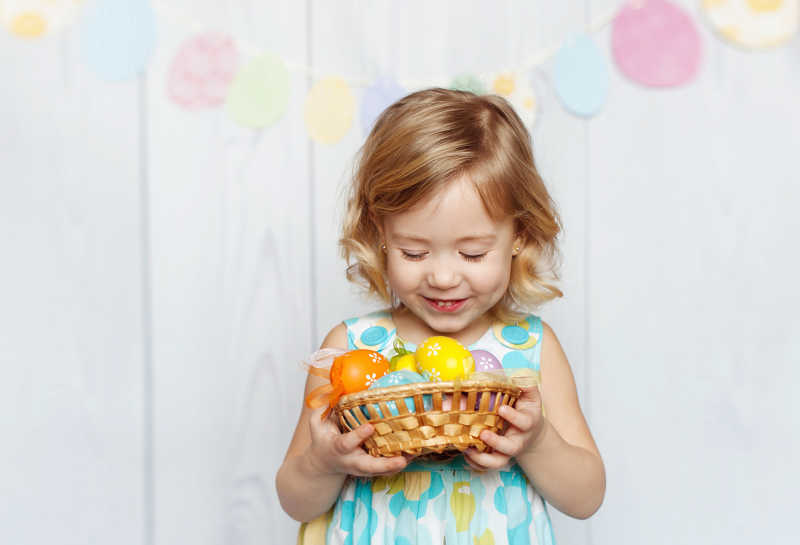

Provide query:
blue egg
left=362, top=370, right=431, bottom=418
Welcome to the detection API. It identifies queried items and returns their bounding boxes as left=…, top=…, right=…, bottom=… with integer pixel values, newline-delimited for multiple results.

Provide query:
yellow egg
left=392, top=353, right=418, bottom=373
left=415, top=336, right=475, bottom=382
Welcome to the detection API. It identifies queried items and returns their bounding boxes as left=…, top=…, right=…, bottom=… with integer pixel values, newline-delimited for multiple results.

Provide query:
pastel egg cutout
left=450, top=73, right=487, bottom=95
left=612, top=0, right=702, bottom=87
left=484, top=71, right=540, bottom=127
left=702, top=0, right=799, bottom=49
left=553, top=33, right=609, bottom=118
left=4, top=1, right=86, bottom=38
left=80, top=0, right=157, bottom=81
left=226, top=52, right=289, bottom=128
left=360, top=76, right=406, bottom=135
left=305, top=76, right=356, bottom=144
left=168, top=32, right=239, bottom=109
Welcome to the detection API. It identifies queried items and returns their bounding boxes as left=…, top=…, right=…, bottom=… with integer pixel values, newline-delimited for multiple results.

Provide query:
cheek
left=470, top=260, right=512, bottom=294
left=386, top=258, right=419, bottom=294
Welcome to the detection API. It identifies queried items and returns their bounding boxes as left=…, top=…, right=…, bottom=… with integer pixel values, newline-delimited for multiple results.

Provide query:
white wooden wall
left=1, top=1, right=798, bottom=544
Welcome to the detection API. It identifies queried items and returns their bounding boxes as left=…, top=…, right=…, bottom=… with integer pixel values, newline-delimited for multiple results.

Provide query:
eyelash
left=401, top=251, right=426, bottom=261
left=399, top=250, right=487, bottom=262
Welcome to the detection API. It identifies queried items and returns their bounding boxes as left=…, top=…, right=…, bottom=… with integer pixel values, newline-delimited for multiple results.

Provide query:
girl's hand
left=463, top=385, right=545, bottom=471
left=305, top=406, right=409, bottom=478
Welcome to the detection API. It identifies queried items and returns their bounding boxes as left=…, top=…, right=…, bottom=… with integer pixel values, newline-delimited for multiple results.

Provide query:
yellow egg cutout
left=305, top=76, right=355, bottom=144
left=748, top=0, right=784, bottom=11
left=416, top=336, right=474, bottom=382
left=492, top=74, right=516, bottom=96
left=703, top=0, right=798, bottom=49
left=483, top=70, right=539, bottom=127
left=10, top=12, right=47, bottom=37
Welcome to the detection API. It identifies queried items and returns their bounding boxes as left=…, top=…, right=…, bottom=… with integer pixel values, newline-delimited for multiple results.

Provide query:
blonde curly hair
left=340, top=88, right=562, bottom=323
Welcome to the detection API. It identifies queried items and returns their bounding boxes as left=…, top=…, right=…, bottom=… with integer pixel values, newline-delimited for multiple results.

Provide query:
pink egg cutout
left=472, top=349, right=503, bottom=372
left=168, top=32, right=240, bottom=109
left=611, top=0, right=702, bottom=87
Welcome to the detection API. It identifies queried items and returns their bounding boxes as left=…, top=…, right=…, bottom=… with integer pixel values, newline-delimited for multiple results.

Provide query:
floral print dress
left=297, top=310, right=556, bottom=545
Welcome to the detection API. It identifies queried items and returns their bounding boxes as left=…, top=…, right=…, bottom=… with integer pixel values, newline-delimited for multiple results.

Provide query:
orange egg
left=330, top=349, right=390, bottom=394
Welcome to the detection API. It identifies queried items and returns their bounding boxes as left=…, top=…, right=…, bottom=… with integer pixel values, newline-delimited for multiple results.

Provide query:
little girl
left=277, top=88, right=605, bottom=544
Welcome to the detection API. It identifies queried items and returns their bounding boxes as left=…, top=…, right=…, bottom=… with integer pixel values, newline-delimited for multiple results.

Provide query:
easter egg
left=370, top=369, right=427, bottom=388
left=471, top=349, right=503, bottom=372
left=391, top=353, right=418, bottom=373
left=363, top=370, right=431, bottom=417
left=416, top=336, right=475, bottom=382
left=330, top=349, right=389, bottom=394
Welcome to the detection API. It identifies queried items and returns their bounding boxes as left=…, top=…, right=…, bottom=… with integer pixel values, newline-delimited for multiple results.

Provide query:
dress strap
left=342, top=309, right=397, bottom=353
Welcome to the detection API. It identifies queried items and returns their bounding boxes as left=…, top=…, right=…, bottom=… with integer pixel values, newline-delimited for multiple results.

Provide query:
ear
left=512, top=235, right=524, bottom=256
left=373, top=215, right=387, bottom=251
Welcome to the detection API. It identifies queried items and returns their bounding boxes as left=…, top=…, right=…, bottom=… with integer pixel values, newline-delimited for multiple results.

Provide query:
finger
left=353, top=453, right=407, bottom=476
left=307, top=407, right=332, bottom=438
left=498, top=404, right=536, bottom=432
left=514, top=385, right=542, bottom=409
left=462, top=449, right=488, bottom=472
left=479, top=430, right=520, bottom=457
left=335, top=424, right=374, bottom=453
left=463, top=447, right=510, bottom=470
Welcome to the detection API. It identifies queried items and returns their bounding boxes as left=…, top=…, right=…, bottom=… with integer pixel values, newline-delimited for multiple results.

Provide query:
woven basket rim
left=337, top=378, right=521, bottom=409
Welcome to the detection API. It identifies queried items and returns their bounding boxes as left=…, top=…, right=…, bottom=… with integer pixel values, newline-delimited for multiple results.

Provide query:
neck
left=391, top=307, right=493, bottom=347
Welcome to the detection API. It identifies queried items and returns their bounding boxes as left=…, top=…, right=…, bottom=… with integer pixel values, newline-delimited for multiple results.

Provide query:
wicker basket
left=334, top=377, right=522, bottom=458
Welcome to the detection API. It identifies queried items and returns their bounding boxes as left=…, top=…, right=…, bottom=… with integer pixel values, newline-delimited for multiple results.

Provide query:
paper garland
left=7, top=0, right=797, bottom=139
left=702, top=0, right=799, bottom=48
left=80, top=0, right=157, bottom=81
left=612, top=0, right=702, bottom=87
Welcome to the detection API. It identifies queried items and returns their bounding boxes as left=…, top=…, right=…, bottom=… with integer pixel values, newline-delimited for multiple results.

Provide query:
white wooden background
left=2, top=1, right=799, bottom=544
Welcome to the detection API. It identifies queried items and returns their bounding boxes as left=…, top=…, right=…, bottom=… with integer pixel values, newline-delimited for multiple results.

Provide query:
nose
left=426, top=256, right=461, bottom=290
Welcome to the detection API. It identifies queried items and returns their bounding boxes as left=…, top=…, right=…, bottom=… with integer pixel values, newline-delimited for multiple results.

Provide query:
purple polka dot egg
left=472, top=349, right=502, bottom=372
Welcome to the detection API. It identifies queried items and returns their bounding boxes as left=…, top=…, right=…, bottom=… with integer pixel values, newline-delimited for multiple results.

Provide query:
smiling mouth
left=423, top=297, right=467, bottom=312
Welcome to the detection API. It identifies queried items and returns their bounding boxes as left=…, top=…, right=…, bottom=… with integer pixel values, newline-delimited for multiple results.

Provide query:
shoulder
left=539, top=320, right=566, bottom=366
left=320, top=322, right=348, bottom=350
left=320, top=308, right=394, bottom=350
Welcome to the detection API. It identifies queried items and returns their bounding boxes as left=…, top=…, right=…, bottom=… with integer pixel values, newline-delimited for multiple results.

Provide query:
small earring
left=381, top=243, right=387, bottom=252
left=513, top=246, right=520, bottom=255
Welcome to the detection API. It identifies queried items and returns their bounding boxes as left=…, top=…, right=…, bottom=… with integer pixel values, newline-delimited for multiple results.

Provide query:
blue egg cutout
left=553, top=33, right=609, bottom=117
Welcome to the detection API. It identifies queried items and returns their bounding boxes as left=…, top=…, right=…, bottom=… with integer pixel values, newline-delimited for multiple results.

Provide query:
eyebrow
left=393, top=234, right=497, bottom=244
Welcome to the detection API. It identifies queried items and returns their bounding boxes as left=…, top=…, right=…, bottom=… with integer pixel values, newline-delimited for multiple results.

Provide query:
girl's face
left=382, top=175, right=519, bottom=343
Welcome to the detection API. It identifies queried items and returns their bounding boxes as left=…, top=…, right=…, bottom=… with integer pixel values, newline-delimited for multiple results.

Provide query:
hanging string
left=152, top=0, right=625, bottom=88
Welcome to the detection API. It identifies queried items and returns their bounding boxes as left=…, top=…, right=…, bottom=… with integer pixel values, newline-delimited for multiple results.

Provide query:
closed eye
left=401, top=250, right=427, bottom=261
left=461, top=252, right=487, bottom=262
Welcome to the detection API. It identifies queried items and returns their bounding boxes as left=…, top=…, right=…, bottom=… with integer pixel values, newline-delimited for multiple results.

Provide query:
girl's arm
left=275, top=323, right=409, bottom=522
left=464, top=322, right=606, bottom=519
